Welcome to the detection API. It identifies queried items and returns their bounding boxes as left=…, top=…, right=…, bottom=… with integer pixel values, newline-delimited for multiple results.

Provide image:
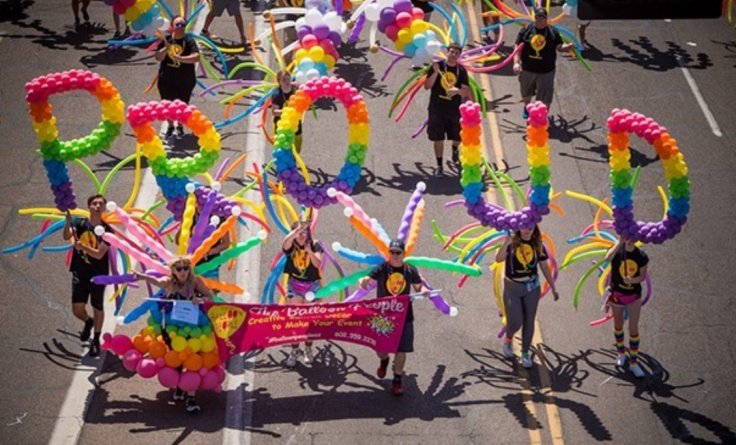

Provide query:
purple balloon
left=296, top=26, right=313, bottom=40
left=328, top=31, right=341, bottom=48
left=380, top=8, right=397, bottom=24
left=313, top=24, right=330, bottom=41
left=394, top=0, right=413, bottom=13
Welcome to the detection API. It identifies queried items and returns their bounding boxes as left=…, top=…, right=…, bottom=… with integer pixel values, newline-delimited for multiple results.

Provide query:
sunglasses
left=174, top=265, right=190, bottom=272
left=389, top=250, right=404, bottom=255
left=173, top=22, right=186, bottom=29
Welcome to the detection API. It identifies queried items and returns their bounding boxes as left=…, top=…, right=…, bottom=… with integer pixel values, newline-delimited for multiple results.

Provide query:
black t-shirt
left=504, top=241, right=549, bottom=280
left=369, top=262, right=422, bottom=322
left=272, top=86, right=303, bottom=135
left=283, top=240, right=323, bottom=282
left=411, top=0, right=434, bottom=14
left=428, top=61, right=469, bottom=116
left=516, top=25, right=563, bottom=73
left=610, top=247, right=649, bottom=295
left=69, top=219, right=112, bottom=278
left=157, top=35, right=198, bottom=81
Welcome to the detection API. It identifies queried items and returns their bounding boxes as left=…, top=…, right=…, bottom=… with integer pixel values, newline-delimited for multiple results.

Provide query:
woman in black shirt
left=495, top=225, right=558, bottom=368
left=154, top=16, right=200, bottom=140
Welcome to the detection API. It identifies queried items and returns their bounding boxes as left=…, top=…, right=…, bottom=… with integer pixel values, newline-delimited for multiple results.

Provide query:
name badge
left=171, top=300, right=200, bottom=325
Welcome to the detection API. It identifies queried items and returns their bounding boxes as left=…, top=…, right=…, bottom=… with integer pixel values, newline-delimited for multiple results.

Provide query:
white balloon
left=306, top=68, right=320, bottom=80
left=294, top=71, right=307, bottom=84
left=365, top=5, right=380, bottom=22
left=325, top=12, right=342, bottom=31
left=295, top=17, right=307, bottom=30
left=94, top=225, right=105, bottom=236
left=157, top=18, right=170, bottom=32
left=305, top=9, right=322, bottom=28
left=562, top=4, right=571, bottom=15
left=378, top=0, right=393, bottom=9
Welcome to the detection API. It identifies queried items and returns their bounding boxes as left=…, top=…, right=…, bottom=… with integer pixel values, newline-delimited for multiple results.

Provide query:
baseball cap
left=388, top=239, right=405, bottom=253
left=534, top=7, right=548, bottom=18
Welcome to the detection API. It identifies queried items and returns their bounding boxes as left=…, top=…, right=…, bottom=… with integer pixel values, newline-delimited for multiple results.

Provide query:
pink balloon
left=396, top=12, right=412, bottom=29
left=122, top=349, right=141, bottom=372
left=137, top=358, right=159, bottom=379
left=178, top=371, right=202, bottom=392
left=385, top=24, right=399, bottom=41
left=157, top=367, right=180, bottom=388
left=411, top=7, right=425, bottom=20
left=301, top=35, right=318, bottom=49
left=110, top=334, right=134, bottom=356
left=199, top=370, right=219, bottom=390
left=214, top=365, right=226, bottom=384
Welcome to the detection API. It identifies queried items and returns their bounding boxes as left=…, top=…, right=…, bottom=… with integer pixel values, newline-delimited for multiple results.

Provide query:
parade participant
left=271, top=70, right=303, bottom=154
left=512, top=7, right=574, bottom=119
left=495, top=225, right=559, bottom=368
left=72, top=0, right=91, bottom=29
left=200, top=0, right=248, bottom=47
left=134, top=256, right=213, bottom=413
left=153, top=15, right=200, bottom=141
left=62, top=194, right=112, bottom=357
left=604, top=237, right=648, bottom=378
left=423, top=42, right=471, bottom=178
left=359, top=239, right=429, bottom=396
left=282, top=220, right=323, bottom=367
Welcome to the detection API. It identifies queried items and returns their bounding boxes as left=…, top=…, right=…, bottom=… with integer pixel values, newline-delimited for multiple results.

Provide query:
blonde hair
left=168, top=256, right=195, bottom=294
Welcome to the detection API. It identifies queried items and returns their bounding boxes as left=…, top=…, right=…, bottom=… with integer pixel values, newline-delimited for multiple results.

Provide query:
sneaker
left=522, top=108, right=529, bottom=120
left=175, top=125, right=185, bottom=139
left=376, top=358, right=389, bottom=379
left=163, top=125, right=174, bottom=141
left=80, top=318, right=94, bottom=342
left=286, top=349, right=299, bottom=367
left=630, top=363, right=645, bottom=378
left=616, top=353, right=627, bottom=367
left=391, top=377, right=404, bottom=396
left=434, top=167, right=445, bottom=178
left=185, top=397, right=201, bottom=414
left=82, top=8, right=90, bottom=22
left=520, top=354, right=533, bottom=369
left=173, top=388, right=185, bottom=401
left=88, top=338, right=100, bottom=357
left=303, top=348, right=314, bottom=364
left=451, top=146, right=459, bottom=164
left=502, top=340, right=514, bottom=359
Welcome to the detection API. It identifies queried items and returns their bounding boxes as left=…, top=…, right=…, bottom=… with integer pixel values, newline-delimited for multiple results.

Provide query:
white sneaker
left=616, top=354, right=627, bottom=367
left=630, top=363, right=645, bottom=378
left=303, top=348, right=314, bottom=364
left=502, top=341, right=514, bottom=359
left=286, top=350, right=299, bottom=367
left=521, top=355, right=533, bottom=369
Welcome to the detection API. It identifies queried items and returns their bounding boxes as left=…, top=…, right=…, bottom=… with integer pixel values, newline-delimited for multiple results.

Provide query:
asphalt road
left=0, top=1, right=735, bottom=444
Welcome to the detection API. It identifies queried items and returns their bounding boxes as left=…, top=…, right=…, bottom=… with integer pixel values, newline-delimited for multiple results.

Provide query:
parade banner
left=203, top=296, right=409, bottom=361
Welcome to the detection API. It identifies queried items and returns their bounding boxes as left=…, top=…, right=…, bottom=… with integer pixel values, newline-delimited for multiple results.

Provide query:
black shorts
left=427, top=110, right=461, bottom=142
left=157, top=77, right=196, bottom=104
left=397, top=321, right=414, bottom=353
left=72, top=272, right=104, bottom=311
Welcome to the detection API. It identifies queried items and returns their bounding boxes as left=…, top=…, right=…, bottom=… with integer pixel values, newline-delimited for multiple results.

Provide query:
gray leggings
left=503, top=277, right=541, bottom=353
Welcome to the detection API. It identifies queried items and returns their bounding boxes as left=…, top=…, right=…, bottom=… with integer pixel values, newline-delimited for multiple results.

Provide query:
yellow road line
left=463, top=2, right=564, bottom=444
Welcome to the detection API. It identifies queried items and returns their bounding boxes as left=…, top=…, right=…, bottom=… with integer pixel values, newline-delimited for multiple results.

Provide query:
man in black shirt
left=62, top=194, right=111, bottom=357
left=512, top=8, right=573, bottom=119
left=424, top=42, right=471, bottom=178
left=359, top=239, right=429, bottom=396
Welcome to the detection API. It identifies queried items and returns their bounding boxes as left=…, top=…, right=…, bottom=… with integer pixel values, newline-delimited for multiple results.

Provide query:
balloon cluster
left=274, top=76, right=368, bottom=208
left=25, top=70, right=125, bottom=211
left=128, top=100, right=221, bottom=218
left=107, top=0, right=167, bottom=35
left=367, top=0, right=441, bottom=66
left=292, top=9, right=343, bottom=83
left=102, top=309, right=226, bottom=393
left=460, top=101, right=551, bottom=231
left=606, top=109, right=689, bottom=244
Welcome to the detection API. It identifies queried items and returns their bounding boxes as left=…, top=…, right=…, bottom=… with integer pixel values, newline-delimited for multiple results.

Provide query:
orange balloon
left=164, top=350, right=182, bottom=368
left=183, top=353, right=203, bottom=372
left=148, top=340, right=167, bottom=359
left=132, top=335, right=148, bottom=353
left=201, top=352, right=220, bottom=370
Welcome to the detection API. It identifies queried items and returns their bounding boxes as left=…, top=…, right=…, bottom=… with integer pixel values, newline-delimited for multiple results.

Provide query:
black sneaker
left=391, top=376, right=404, bottom=396
left=164, top=125, right=174, bottom=142
left=175, top=125, right=185, bottom=139
left=80, top=318, right=94, bottom=342
left=81, top=7, right=89, bottom=22
left=173, top=388, right=185, bottom=401
left=88, top=338, right=100, bottom=357
left=376, top=358, right=389, bottom=379
left=451, top=146, right=459, bottom=164
left=185, top=397, right=201, bottom=414
left=434, top=167, right=445, bottom=178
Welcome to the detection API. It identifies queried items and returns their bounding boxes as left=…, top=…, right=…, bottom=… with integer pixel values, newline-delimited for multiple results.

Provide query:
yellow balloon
left=410, top=20, right=429, bottom=34
left=187, top=338, right=202, bottom=353
left=172, top=336, right=187, bottom=352
left=201, top=336, right=215, bottom=353
left=295, top=48, right=308, bottom=63
left=308, top=46, right=325, bottom=62
left=397, top=29, right=411, bottom=44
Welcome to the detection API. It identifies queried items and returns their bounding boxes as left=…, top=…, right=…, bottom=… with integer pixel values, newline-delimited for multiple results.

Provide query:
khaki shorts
left=519, top=69, right=556, bottom=107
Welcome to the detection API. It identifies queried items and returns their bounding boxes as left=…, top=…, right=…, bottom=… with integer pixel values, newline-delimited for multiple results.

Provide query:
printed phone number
left=333, top=331, right=376, bottom=346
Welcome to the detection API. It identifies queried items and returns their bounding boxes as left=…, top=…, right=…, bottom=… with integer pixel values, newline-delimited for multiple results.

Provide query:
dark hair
left=447, top=42, right=463, bottom=52
left=511, top=225, right=544, bottom=256
left=87, top=194, right=107, bottom=206
left=276, top=70, right=291, bottom=82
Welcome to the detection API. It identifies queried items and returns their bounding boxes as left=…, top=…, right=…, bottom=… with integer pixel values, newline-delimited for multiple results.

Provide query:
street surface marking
left=678, top=57, right=722, bottom=137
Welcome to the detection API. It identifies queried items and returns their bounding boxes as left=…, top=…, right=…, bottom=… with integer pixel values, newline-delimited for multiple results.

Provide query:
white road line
left=48, top=168, right=159, bottom=445
left=678, top=57, right=723, bottom=138
left=222, top=12, right=269, bottom=445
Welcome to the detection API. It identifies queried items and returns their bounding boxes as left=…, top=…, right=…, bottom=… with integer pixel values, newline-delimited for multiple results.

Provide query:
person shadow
left=584, top=348, right=736, bottom=444
left=559, top=143, right=659, bottom=168
left=462, top=346, right=613, bottom=441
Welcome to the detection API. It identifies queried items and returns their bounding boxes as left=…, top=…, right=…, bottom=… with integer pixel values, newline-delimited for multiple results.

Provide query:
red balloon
left=300, top=35, right=318, bottom=49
